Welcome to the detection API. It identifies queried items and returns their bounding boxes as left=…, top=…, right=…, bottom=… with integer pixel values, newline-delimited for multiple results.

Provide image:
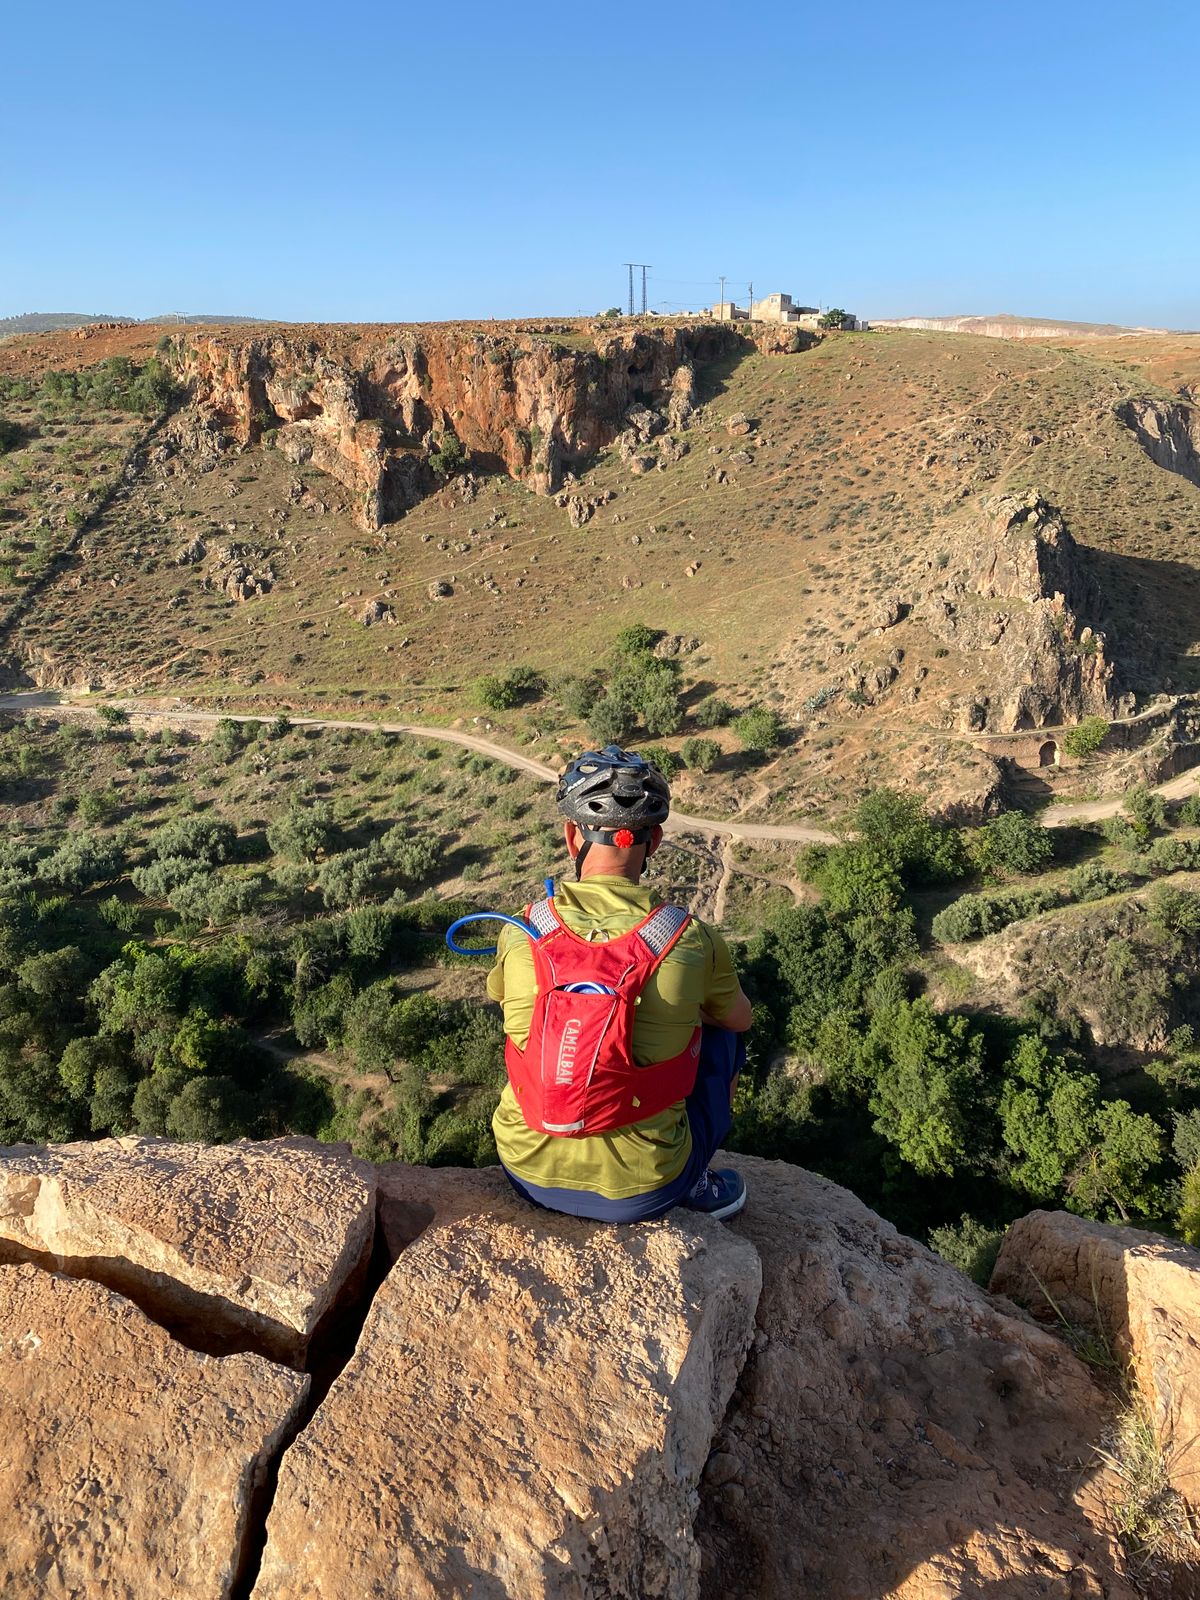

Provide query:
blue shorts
left=501, top=1026, right=746, bottom=1223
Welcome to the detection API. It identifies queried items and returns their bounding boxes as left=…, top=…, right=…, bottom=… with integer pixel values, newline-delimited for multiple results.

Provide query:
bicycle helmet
left=557, top=745, right=671, bottom=878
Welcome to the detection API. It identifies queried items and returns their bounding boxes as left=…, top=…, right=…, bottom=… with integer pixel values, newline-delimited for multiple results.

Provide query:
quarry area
left=3, top=1133, right=1199, bottom=1600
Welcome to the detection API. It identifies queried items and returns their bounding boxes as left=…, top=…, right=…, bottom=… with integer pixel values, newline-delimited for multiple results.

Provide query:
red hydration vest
left=504, top=896, right=702, bottom=1137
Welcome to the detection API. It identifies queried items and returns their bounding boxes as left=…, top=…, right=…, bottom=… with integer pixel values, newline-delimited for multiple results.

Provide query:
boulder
left=358, top=596, right=395, bottom=627
left=252, top=1164, right=761, bottom=1600
left=697, top=1157, right=1135, bottom=1599
left=0, top=1136, right=375, bottom=1365
left=0, top=1262, right=308, bottom=1600
left=428, top=578, right=453, bottom=599
left=725, top=412, right=754, bottom=437
left=992, top=1209, right=1200, bottom=1516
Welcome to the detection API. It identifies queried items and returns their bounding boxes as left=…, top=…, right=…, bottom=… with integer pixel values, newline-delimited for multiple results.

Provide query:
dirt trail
left=3, top=691, right=1197, bottom=839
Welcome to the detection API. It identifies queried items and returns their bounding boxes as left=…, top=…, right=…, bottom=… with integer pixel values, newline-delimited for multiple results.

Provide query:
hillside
left=2, top=317, right=1200, bottom=824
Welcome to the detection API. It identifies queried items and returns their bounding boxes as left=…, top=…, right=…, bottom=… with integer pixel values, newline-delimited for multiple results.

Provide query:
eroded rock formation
left=168, top=321, right=747, bottom=529
left=1118, top=398, right=1200, bottom=488
left=6, top=1137, right=1199, bottom=1596
left=927, top=492, right=1132, bottom=732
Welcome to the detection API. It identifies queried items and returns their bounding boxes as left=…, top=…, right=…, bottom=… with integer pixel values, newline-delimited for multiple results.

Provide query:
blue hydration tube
left=445, top=912, right=541, bottom=957
left=445, top=879, right=556, bottom=957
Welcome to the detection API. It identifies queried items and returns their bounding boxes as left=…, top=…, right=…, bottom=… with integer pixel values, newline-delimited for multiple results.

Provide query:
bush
left=38, top=833, right=125, bottom=893
left=693, top=696, right=733, bottom=728
left=638, top=745, right=679, bottom=776
left=614, top=622, right=659, bottom=657
left=931, top=885, right=1059, bottom=943
left=588, top=697, right=634, bottom=746
left=733, top=706, right=783, bottom=752
left=969, top=811, right=1054, bottom=877
left=1102, top=815, right=1148, bottom=853
left=848, top=787, right=968, bottom=887
left=428, top=432, right=465, bottom=476
left=1176, top=794, right=1200, bottom=827
left=928, top=1215, right=1005, bottom=1286
left=475, top=666, right=544, bottom=712
left=267, top=800, right=335, bottom=862
left=0, top=417, right=24, bottom=453
left=1124, top=785, right=1167, bottom=838
left=1063, top=716, right=1109, bottom=758
left=1067, top=861, right=1131, bottom=901
left=680, top=737, right=720, bottom=772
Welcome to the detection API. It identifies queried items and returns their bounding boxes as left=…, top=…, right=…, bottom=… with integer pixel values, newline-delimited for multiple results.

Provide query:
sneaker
left=681, top=1167, right=747, bottom=1220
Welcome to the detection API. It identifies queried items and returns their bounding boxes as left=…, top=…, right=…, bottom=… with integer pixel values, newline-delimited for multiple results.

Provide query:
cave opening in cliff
left=1039, top=740, right=1060, bottom=767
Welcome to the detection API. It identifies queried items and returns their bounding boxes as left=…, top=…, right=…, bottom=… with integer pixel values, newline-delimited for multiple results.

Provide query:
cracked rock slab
left=0, top=1262, right=309, bottom=1600
left=0, top=1135, right=375, bottom=1364
left=252, top=1164, right=761, bottom=1600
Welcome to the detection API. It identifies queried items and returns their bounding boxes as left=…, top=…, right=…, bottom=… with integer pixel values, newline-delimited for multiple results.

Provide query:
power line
left=623, top=262, right=652, bottom=316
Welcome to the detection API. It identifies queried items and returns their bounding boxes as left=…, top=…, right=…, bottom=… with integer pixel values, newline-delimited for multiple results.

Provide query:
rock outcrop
left=7, top=1137, right=1193, bottom=1596
left=168, top=321, right=748, bottom=529
left=697, top=1159, right=1134, bottom=1599
left=1117, top=398, right=1200, bottom=488
left=254, top=1165, right=761, bottom=1599
left=0, top=1135, right=376, bottom=1363
left=927, top=492, right=1132, bottom=732
left=993, top=1209, right=1200, bottom=1518
left=0, top=1261, right=308, bottom=1600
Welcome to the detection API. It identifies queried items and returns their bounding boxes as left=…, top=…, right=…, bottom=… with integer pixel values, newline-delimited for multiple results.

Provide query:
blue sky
left=3, top=0, right=1198, bottom=327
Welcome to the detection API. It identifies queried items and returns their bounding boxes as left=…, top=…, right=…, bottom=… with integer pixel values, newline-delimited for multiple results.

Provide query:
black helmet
left=557, top=745, right=671, bottom=852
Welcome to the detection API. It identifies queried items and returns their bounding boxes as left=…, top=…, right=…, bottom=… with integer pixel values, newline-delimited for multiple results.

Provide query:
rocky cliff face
left=1118, top=399, right=1200, bottom=489
left=5, top=1135, right=1194, bottom=1597
left=925, top=492, right=1132, bottom=733
left=169, top=321, right=746, bottom=529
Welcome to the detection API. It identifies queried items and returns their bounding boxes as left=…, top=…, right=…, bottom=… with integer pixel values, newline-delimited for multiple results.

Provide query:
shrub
left=428, top=432, right=465, bottom=476
left=931, top=885, right=1059, bottom=943
left=0, top=417, right=24, bottom=453
left=96, top=705, right=129, bottom=728
left=1176, top=794, right=1200, bottom=827
left=614, top=622, right=659, bottom=657
left=475, top=666, right=544, bottom=712
left=693, top=696, right=733, bottom=728
left=638, top=745, right=679, bottom=776
left=1124, top=785, right=1167, bottom=838
left=928, top=1215, right=1005, bottom=1286
left=1063, top=716, right=1109, bottom=758
left=733, top=706, right=783, bottom=752
left=38, top=834, right=124, bottom=893
left=267, top=800, right=335, bottom=862
left=680, top=737, right=720, bottom=772
left=1102, top=815, right=1148, bottom=852
left=588, top=697, right=633, bottom=745
left=969, top=811, right=1054, bottom=877
left=1067, top=861, right=1131, bottom=901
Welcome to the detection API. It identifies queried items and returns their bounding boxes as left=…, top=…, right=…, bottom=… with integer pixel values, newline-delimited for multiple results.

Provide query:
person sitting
left=486, top=744, right=752, bottom=1222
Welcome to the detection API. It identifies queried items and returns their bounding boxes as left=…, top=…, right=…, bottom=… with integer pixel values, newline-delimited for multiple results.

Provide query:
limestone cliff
left=5, top=1135, right=1194, bottom=1597
left=168, top=321, right=746, bottom=529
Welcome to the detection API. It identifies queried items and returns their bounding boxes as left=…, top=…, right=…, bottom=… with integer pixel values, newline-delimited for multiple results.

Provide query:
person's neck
left=577, top=859, right=643, bottom=886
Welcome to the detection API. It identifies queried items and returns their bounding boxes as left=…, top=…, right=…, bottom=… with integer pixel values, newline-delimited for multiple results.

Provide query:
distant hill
left=0, top=312, right=268, bottom=337
left=870, top=312, right=1176, bottom=339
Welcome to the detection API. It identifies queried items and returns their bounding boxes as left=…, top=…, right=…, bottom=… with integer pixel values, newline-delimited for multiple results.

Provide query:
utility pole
left=718, top=275, right=726, bottom=322
left=641, top=264, right=650, bottom=315
left=748, top=280, right=754, bottom=322
left=624, top=263, right=634, bottom=317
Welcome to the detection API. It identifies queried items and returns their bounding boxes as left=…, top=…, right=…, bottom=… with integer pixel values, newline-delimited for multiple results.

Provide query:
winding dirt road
left=2, top=691, right=1197, bottom=841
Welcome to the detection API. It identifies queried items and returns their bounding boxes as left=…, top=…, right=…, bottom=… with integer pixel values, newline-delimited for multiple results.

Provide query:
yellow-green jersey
left=488, top=876, right=742, bottom=1201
